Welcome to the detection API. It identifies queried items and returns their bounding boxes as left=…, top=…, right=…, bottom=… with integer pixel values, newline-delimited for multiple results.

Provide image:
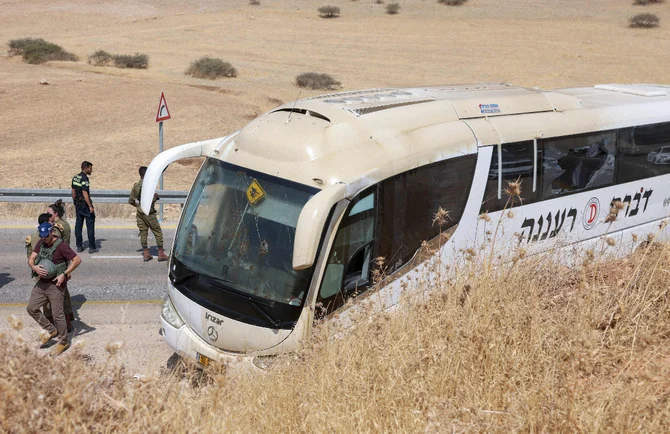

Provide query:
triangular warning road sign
left=155, top=92, right=171, bottom=122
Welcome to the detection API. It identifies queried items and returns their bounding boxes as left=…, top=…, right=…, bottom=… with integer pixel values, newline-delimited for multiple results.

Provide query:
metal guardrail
left=0, top=188, right=188, bottom=204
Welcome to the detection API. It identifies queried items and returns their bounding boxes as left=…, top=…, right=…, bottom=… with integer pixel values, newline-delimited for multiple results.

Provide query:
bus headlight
left=161, top=296, right=184, bottom=329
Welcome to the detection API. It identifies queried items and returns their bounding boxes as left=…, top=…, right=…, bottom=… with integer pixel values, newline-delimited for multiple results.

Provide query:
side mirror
left=140, top=135, right=234, bottom=214
left=292, top=183, right=347, bottom=270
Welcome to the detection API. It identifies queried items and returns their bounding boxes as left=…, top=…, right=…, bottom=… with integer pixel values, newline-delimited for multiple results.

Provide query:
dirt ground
left=2, top=0, right=670, bottom=192
left=1, top=0, right=670, bottom=370
left=0, top=302, right=175, bottom=376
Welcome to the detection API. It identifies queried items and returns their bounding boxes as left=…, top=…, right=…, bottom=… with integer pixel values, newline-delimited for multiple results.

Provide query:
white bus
left=142, top=83, right=670, bottom=369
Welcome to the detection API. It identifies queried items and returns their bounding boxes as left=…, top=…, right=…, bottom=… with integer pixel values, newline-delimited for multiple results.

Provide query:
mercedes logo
left=207, top=326, right=218, bottom=341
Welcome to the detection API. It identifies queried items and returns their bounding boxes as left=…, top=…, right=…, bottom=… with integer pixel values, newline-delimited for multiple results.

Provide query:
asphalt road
left=0, top=221, right=175, bottom=304
left=0, top=220, right=178, bottom=374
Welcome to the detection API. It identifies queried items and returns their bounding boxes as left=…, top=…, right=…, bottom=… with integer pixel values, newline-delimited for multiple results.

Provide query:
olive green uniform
left=129, top=181, right=164, bottom=249
left=55, top=217, right=71, bottom=246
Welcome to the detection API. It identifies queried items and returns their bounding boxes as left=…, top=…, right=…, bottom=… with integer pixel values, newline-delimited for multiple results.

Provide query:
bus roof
left=216, top=83, right=670, bottom=193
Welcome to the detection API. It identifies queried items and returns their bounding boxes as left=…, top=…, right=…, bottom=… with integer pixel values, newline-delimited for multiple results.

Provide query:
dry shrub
left=2, top=242, right=669, bottom=431
left=386, top=3, right=400, bottom=14
left=295, top=72, right=341, bottom=90
left=8, top=38, right=78, bottom=64
left=173, top=157, right=204, bottom=168
left=438, top=0, right=468, bottom=5
left=113, top=53, right=149, bottom=69
left=88, top=50, right=113, bottom=66
left=88, top=50, right=148, bottom=69
left=185, top=57, right=237, bottom=79
left=634, top=0, right=664, bottom=4
left=630, top=13, right=660, bottom=28
left=318, top=5, right=341, bottom=18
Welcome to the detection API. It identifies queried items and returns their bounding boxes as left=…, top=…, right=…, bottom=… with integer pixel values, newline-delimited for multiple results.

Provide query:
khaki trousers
left=137, top=212, right=164, bottom=249
left=43, top=287, right=73, bottom=318
left=26, top=280, right=68, bottom=345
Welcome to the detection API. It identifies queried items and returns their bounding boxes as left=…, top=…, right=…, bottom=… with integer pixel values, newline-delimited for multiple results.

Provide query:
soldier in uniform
left=48, top=199, right=71, bottom=245
left=128, top=166, right=169, bottom=262
left=71, top=161, right=97, bottom=253
left=27, top=222, right=82, bottom=356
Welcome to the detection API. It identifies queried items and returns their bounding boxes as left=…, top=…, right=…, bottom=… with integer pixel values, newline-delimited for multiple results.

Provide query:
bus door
left=315, top=188, right=377, bottom=319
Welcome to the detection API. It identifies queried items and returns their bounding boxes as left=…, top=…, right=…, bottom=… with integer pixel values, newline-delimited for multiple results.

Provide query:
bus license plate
left=197, top=352, right=211, bottom=367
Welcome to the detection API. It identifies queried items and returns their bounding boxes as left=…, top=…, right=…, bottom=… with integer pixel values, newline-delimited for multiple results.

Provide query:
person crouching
left=26, top=222, right=81, bottom=356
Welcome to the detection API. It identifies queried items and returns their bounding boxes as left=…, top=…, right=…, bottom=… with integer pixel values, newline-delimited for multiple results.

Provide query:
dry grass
left=0, top=203, right=183, bottom=221
left=2, top=242, right=668, bottom=432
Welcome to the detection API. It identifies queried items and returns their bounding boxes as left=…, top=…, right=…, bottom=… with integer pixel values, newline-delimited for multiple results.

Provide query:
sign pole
left=158, top=120, right=164, bottom=222
left=155, top=91, right=171, bottom=223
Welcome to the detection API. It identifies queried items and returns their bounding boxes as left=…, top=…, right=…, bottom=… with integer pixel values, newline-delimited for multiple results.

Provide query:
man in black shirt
left=71, top=161, right=97, bottom=253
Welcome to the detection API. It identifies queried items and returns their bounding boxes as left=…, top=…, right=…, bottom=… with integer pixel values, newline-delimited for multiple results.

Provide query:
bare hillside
left=1, top=0, right=669, bottom=191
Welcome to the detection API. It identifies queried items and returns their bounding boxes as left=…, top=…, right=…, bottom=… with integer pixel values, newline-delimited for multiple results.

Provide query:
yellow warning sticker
left=246, top=179, right=266, bottom=205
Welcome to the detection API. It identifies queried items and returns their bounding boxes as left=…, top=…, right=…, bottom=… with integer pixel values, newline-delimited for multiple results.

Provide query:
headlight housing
left=161, top=296, right=184, bottom=328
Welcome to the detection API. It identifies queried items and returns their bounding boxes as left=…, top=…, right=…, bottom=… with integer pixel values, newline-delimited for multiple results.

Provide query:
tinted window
left=378, top=154, right=477, bottom=273
left=480, top=142, right=539, bottom=213
left=541, top=131, right=616, bottom=199
left=616, top=123, right=670, bottom=183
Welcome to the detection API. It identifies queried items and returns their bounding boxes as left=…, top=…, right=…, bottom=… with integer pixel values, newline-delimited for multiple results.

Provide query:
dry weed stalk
left=483, top=177, right=524, bottom=274
left=432, top=206, right=451, bottom=228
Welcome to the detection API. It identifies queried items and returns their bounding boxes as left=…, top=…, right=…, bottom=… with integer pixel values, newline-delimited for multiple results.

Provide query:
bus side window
left=317, top=190, right=376, bottom=317
left=378, top=154, right=477, bottom=274
left=540, top=131, right=616, bottom=199
left=480, top=141, right=539, bottom=214
left=617, top=123, right=670, bottom=183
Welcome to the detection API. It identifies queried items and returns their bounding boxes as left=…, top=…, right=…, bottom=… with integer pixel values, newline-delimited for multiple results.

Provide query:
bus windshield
left=173, top=158, right=318, bottom=307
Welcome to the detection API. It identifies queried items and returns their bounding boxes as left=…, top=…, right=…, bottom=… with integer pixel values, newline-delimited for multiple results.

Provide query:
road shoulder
left=0, top=302, right=174, bottom=376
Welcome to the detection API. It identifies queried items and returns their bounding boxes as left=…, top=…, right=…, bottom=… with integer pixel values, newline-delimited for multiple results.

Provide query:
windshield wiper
left=206, top=277, right=281, bottom=329
left=247, top=298, right=281, bottom=329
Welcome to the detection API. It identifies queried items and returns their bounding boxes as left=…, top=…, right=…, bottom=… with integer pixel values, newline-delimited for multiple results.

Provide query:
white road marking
left=90, top=255, right=145, bottom=259
left=0, top=299, right=162, bottom=307
left=0, top=224, right=177, bottom=229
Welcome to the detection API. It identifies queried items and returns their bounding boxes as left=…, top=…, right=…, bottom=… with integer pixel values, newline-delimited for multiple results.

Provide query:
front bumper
left=160, top=313, right=262, bottom=372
